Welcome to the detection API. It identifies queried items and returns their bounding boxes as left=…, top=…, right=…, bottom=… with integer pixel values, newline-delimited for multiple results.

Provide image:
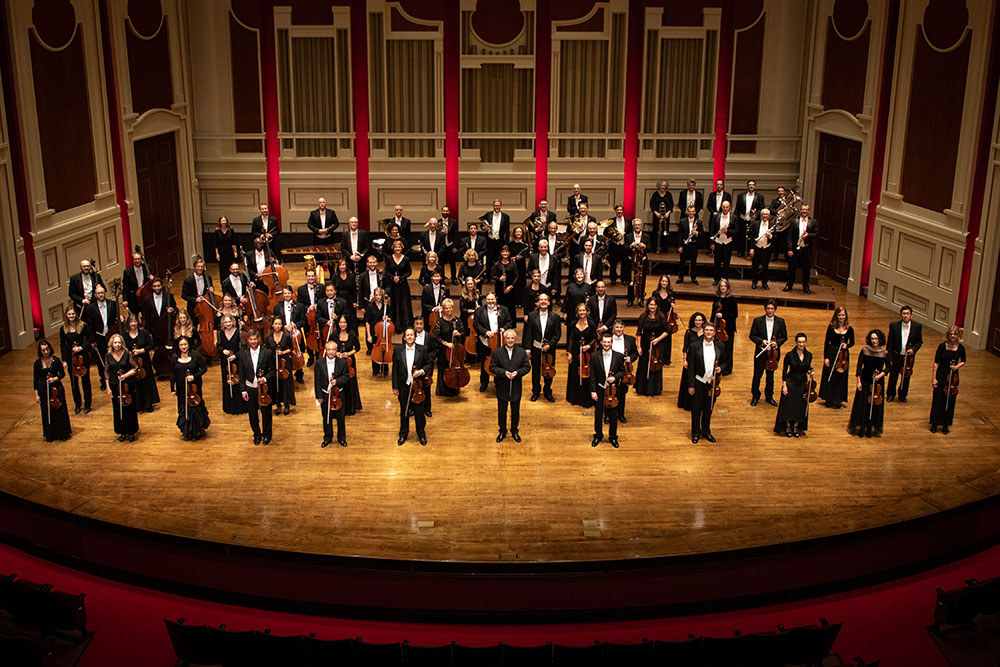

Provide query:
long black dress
left=711, top=295, right=738, bottom=374
left=848, top=348, right=887, bottom=437
left=264, top=331, right=296, bottom=409
left=217, top=327, right=246, bottom=415
left=215, top=227, right=237, bottom=277
left=635, top=314, right=668, bottom=396
left=929, top=343, right=965, bottom=429
left=34, top=358, right=71, bottom=441
left=433, top=316, right=466, bottom=397
left=509, top=240, right=530, bottom=311
left=566, top=321, right=596, bottom=408
left=124, top=329, right=159, bottom=411
left=333, top=271, right=359, bottom=333
left=492, top=260, right=519, bottom=317
left=105, top=351, right=139, bottom=436
left=819, top=325, right=855, bottom=407
left=677, top=328, right=702, bottom=410
left=383, top=254, right=413, bottom=328
left=458, top=262, right=486, bottom=291
left=171, top=354, right=210, bottom=440
left=60, top=324, right=92, bottom=411
left=336, top=331, right=363, bottom=415
left=652, top=289, right=676, bottom=365
left=774, top=349, right=813, bottom=432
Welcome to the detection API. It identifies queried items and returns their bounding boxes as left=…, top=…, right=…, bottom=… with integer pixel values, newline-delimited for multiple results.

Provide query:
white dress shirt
left=716, top=214, right=732, bottom=244
left=82, top=274, right=93, bottom=300
left=194, top=273, right=205, bottom=295
left=901, top=322, right=910, bottom=349
left=247, top=347, right=260, bottom=388
left=765, top=316, right=775, bottom=342
left=601, top=349, right=613, bottom=386
left=405, top=345, right=416, bottom=385
left=491, top=212, right=502, bottom=239
left=698, top=340, right=717, bottom=383
left=535, top=311, right=549, bottom=348
left=612, top=334, right=625, bottom=355
left=98, top=301, right=109, bottom=335
left=255, top=250, right=267, bottom=274
left=230, top=274, right=244, bottom=297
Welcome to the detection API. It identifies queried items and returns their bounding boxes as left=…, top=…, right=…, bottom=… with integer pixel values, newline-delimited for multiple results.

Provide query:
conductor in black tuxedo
left=306, top=197, right=339, bottom=246
left=523, top=293, right=561, bottom=402
left=590, top=333, right=626, bottom=448
left=392, top=328, right=433, bottom=446
left=252, top=203, right=280, bottom=259
left=784, top=204, right=820, bottom=294
left=748, top=299, right=789, bottom=406
left=886, top=305, right=923, bottom=402
left=489, top=329, right=531, bottom=443
left=239, top=329, right=274, bottom=446
left=315, top=339, right=351, bottom=447
left=688, top=322, right=724, bottom=443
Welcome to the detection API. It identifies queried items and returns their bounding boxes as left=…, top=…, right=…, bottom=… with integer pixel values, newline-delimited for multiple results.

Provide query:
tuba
left=562, top=214, right=584, bottom=241
left=774, top=189, right=802, bottom=233
left=598, top=218, right=623, bottom=245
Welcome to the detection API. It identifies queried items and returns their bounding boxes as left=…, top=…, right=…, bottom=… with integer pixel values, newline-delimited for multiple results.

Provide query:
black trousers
left=608, top=243, right=628, bottom=283
left=530, top=347, right=554, bottom=395
left=497, top=394, right=521, bottom=432
left=321, top=403, right=345, bottom=442
left=678, top=243, right=698, bottom=279
left=735, top=219, right=749, bottom=256
left=477, top=341, right=494, bottom=386
left=652, top=214, right=670, bottom=253
left=750, top=245, right=772, bottom=285
left=398, top=384, right=427, bottom=436
left=886, top=353, right=914, bottom=399
left=618, top=384, right=629, bottom=416
left=93, top=336, right=109, bottom=387
left=751, top=355, right=776, bottom=400
left=444, top=245, right=458, bottom=280
left=593, top=387, right=619, bottom=439
left=786, top=248, right=811, bottom=289
left=712, top=243, right=733, bottom=281
left=70, top=369, right=92, bottom=409
left=244, top=387, right=273, bottom=438
left=447, top=247, right=462, bottom=280
left=690, top=381, right=714, bottom=436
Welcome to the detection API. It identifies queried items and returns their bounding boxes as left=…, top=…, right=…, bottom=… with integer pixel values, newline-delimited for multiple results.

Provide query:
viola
left=945, top=365, right=960, bottom=397
left=667, top=306, right=680, bottom=335
left=541, top=351, right=556, bottom=379
left=604, top=382, right=618, bottom=409
left=194, top=291, right=218, bottom=358
left=714, top=308, right=728, bottom=344
left=870, top=374, right=884, bottom=405
left=276, top=347, right=290, bottom=381
left=48, top=384, right=62, bottom=410
left=226, top=357, right=240, bottom=386
left=186, top=380, right=202, bottom=407
left=710, top=363, right=723, bottom=406
left=444, top=327, right=471, bottom=389
left=835, top=343, right=849, bottom=373
left=120, top=376, right=134, bottom=407
left=902, top=349, right=915, bottom=378
left=371, top=316, right=396, bottom=367
left=134, top=246, right=154, bottom=302
left=806, top=368, right=818, bottom=403
left=765, top=339, right=780, bottom=372
left=649, top=344, right=663, bottom=372
left=328, top=385, right=343, bottom=412
left=343, top=351, right=357, bottom=379
left=410, top=374, right=427, bottom=405
left=257, top=374, right=272, bottom=407
left=72, top=350, right=87, bottom=378
left=578, top=346, right=591, bottom=380
left=623, top=360, right=635, bottom=386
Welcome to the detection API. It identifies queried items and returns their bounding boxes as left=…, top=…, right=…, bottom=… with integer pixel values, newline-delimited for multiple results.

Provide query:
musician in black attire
left=383, top=205, right=412, bottom=247
left=341, top=216, right=371, bottom=277
left=523, top=293, right=560, bottom=402
left=84, top=284, right=120, bottom=391
left=421, top=270, right=448, bottom=324
left=121, top=248, right=151, bottom=315
left=589, top=280, right=617, bottom=338
left=214, top=216, right=238, bottom=279
left=848, top=329, right=888, bottom=438
left=246, top=237, right=274, bottom=290
left=709, top=200, right=735, bottom=285
left=221, top=262, right=251, bottom=303
left=774, top=333, right=813, bottom=438
left=525, top=199, right=558, bottom=245
left=181, top=257, right=215, bottom=324
left=332, top=315, right=363, bottom=415
left=264, top=316, right=296, bottom=415
left=677, top=205, right=702, bottom=283
left=297, top=268, right=324, bottom=367
left=123, top=315, right=159, bottom=412
left=68, top=259, right=104, bottom=311
left=929, top=326, right=966, bottom=434
left=412, top=316, right=436, bottom=417
left=274, top=285, right=308, bottom=383
left=34, top=339, right=72, bottom=442
left=315, top=339, right=350, bottom=447
left=886, top=304, right=923, bottom=403
left=60, top=305, right=92, bottom=414
left=819, top=306, right=854, bottom=408
left=316, top=282, right=347, bottom=344
left=473, top=291, right=513, bottom=392
left=105, top=334, right=140, bottom=442
left=239, top=329, right=274, bottom=445
left=649, top=179, right=674, bottom=253
left=568, top=183, right=588, bottom=218
left=561, top=268, right=594, bottom=322
left=392, top=328, right=433, bottom=446
left=625, top=219, right=650, bottom=306
left=490, top=329, right=531, bottom=442
left=459, top=222, right=488, bottom=271
left=748, top=300, right=788, bottom=406
left=733, top=180, right=765, bottom=258
left=688, top=322, right=723, bottom=443
left=711, top=279, right=738, bottom=375
left=706, top=179, right=732, bottom=218
left=419, top=217, right=448, bottom=259
left=528, top=239, right=561, bottom=302
left=251, top=203, right=280, bottom=260
left=678, top=313, right=705, bottom=410
left=438, top=206, right=460, bottom=284
left=590, top=333, right=626, bottom=448
left=677, top=180, right=704, bottom=224
left=171, top=337, right=209, bottom=441
left=432, top=299, right=465, bottom=397
left=365, top=288, right=392, bottom=376
left=748, top=207, right=775, bottom=289
left=306, top=197, right=339, bottom=246
left=217, top=314, right=246, bottom=416
left=610, top=320, right=638, bottom=422
left=784, top=204, right=819, bottom=294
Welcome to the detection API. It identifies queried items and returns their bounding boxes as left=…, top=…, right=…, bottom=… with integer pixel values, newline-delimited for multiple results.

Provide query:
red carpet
left=3, top=542, right=999, bottom=665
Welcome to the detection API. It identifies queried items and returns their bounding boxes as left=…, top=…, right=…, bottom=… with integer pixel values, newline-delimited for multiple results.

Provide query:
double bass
left=444, top=328, right=471, bottom=389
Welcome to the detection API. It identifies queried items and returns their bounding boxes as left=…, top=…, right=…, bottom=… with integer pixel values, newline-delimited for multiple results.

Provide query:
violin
left=134, top=355, right=147, bottom=379
left=371, top=315, right=396, bottom=367
left=541, top=351, right=556, bottom=379
left=119, top=375, right=134, bottom=406
left=410, top=373, right=427, bottom=405
left=902, top=349, right=915, bottom=378
left=48, top=384, right=62, bottom=410
left=276, top=348, right=290, bottom=381
left=72, top=350, right=87, bottom=378
left=710, top=362, right=722, bottom=409
left=713, top=306, right=728, bottom=343
left=945, top=365, right=960, bottom=397
left=765, top=338, right=780, bottom=372
left=623, top=360, right=635, bottom=386
left=328, top=384, right=343, bottom=412
left=578, top=345, right=591, bottom=380
left=806, top=368, right=818, bottom=403
left=444, top=328, right=471, bottom=389
left=870, top=373, right=884, bottom=405
left=834, top=343, right=849, bottom=373
left=667, top=306, right=680, bottom=335
left=186, top=380, right=202, bottom=407
left=649, top=344, right=663, bottom=372
left=604, top=382, right=618, bottom=409
left=345, top=353, right=357, bottom=379
left=226, top=357, right=240, bottom=386
left=257, top=373, right=272, bottom=407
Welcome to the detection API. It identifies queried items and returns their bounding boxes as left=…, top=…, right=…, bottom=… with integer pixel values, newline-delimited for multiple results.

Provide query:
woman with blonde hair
left=105, top=333, right=140, bottom=441
left=929, top=325, right=966, bottom=434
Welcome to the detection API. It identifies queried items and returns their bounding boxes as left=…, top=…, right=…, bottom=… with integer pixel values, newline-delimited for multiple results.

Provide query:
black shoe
left=339, top=439, right=348, bottom=447
left=610, top=438, right=619, bottom=448
left=127, top=434, right=135, bottom=442
left=793, top=428, right=800, bottom=438
left=397, top=435, right=406, bottom=446
left=785, top=428, right=793, bottom=438
left=690, top=279, right=698, bottom=285
left=782, top=285, right=792, bottom=292
left=930, top=425, right=937, bottom=433
left=530, top=393, right=539, bottom=402
left=321, top=440, right=330, bottom=448
left=511, top=431, right=521, bottom=443
left=283, top=406, right=290, bottom=415
left=899, top=397, right=907, bottom=403
left=751, top=283, right=757, bottom=290
left=692, top=434, right=700, bottom=443
left=452, top=278, right=460, bottom=286
left=627, top=302, right=634, bottom=308
left=619, top=415, right=627, bottom=424
left=804, top=288, right=812, bottom=294
left=419, top=434, right=427, bottom=446
left=704, top=433, right=717, bottom=443
left=262, top=437, right=271, bottom=446
left=676, top=277, right=684, bottom=284
left=750, top=397, right=759, bottom=406
left=296, top=377, right=304, bottom=385
left=765, top=397, right=778, bottom=406
left=479, top=383, right=488, bottom=392
left=942, top=426, right=949, bottom=434
left=307, top=357, right=315, bottom=367
left=544, top=392, right=555, bottom=403
left=497, top=431, right=507, bottom=443
left=118, top=434, right=126, bottom=442
left=84, top=407, right=91, bottom=414
left=762, top=283, right=769, bottom=289
left=886, top=395, right=895, bottom=402
left=75, top=405, right=82, bottom=414
left=253, top=435, right=261, bottom=446
left=712, top=280, right=720, bottom=286
left=603, top=415, right=609, bottom=424
left=591, top=436, right=600, bottom=447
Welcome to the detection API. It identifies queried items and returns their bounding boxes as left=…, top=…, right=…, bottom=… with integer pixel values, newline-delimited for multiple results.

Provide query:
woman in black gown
left=33, top=340, right=71, bottom=442
left=332, top=258, right=358, bottom=334
left=774, top=333, right=813, bottom=437
left=217, top=314, right=246, bottom=415
left=433, top=299, right=466, bottom=397
left=819, top=306, right=855, bottom=408
left=491, top=245, right=519, bottom=317
left=123, top=315, right=158, bottom=412
left=383, top=239, right=413, bottom=329
left=459, top=278, right=481, bottom=365
left=509, top=226, right=530, bottom=312
left=457, top=250, right=486, bottom=292
left=171, top=337, right=210, bottom=441
left=929, top=325, right=966, bottom=434
left=848, top=329, right=888, bottom=438
left=364, top=287, right=393, bottom=377
left=334, top=315, right=362, bottom=415
left=711, top=278, right=738, bottom=374
left=264, top=316, right=295, bottom=415
left=635, top=297, right=669, bottom=396
left=419, top=252, right=441, bottom=287
left=105, top=334, right=140, bottom=442
left=650, top=275, right=677, bottom=366
left=59, top=305, right=92, bottom=414
left=677, top=312, right=706, bottom=410
left=522, top=269, right=544, bottom=329
left=565, top=302, right=595, bottom=408
left=214, top=216, right=237, bottom=280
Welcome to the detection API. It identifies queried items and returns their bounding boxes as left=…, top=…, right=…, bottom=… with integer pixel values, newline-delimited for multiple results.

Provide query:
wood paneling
left=125, top=21, right=173, bottom=116
left=134, top=132, right=183, bottom=277
left=989, top=246, right=1000, bottom=356
left=821, top=18, right=870, bottom=116
left=813, top=133, right=860, bottom=284
left=730, top=17, right=765, bottom=153
left=0, top=246, right=10, bottom=356
left=229, top=12, right=262, bottom=153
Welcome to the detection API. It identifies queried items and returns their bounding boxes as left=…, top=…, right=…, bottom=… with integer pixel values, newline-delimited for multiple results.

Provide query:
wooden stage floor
left=2, top=270, right=999, bottom=566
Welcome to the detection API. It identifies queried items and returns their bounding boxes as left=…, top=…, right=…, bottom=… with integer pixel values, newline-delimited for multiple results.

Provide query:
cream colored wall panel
left=938, top=248, right=957, bottom=292
left=933, top=303, right=950, bottom=327
left=41, top=248, right=61, bottom=292
left=877, top=227, right=893, bottom=267
left=873, top=278, right=889, bottom=300
left=378, top=189, right=439, bottom=210
left=201, top=189, right=261, bottom=210
left=467, top=188, right=528, bottom=212
left=894, top=233, right=934, bottom=283
left=47, top=304, right=64, bottom=327
left=890, top=285, right=929, bottom=317
left=62, top=235, right=101, bottom=277
left=288, top=188, right=350, bottom=211
left=103, top=227, right=120, bottom=268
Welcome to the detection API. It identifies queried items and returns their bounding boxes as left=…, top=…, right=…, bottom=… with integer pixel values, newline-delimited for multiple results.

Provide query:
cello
left=194, top=290, right=218, bottom=358
left=444, top=328, right=470, bottom=389
left=289, top=325, right=305, bottom=373
left=371, top=312, right=396, bottom=372
left=306, top=307, right=322, bottom=354
left=713, top=301, right=728, bottom=344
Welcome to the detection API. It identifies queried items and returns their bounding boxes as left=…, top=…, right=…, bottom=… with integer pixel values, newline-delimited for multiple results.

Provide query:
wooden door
left=134, top=132, right=183, bottom=278
left=987, top=249, right=1000, bottom=357
left=813, top=133, right=861, bottom=284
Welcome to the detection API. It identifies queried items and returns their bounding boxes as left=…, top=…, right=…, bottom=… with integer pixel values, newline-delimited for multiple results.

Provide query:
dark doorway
left=0, top=255, right=11, bottom=356
left=813, top=133, right=861, bottom=284
left=987, top=249, right=1000, bottom=357
left=134, top=132, right=183, bottom=278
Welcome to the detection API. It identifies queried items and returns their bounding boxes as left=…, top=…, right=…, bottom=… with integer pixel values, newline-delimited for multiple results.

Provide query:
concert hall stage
left=1, top=275, right=999, bottom=621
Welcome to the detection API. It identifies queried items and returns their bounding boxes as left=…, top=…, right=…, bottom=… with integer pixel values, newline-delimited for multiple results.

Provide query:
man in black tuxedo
left=221, top=262, right=250, bottom=302
left=420, top=270, right=448, bottom=324
left=768, top=186, right=788, bottom=218
left=748, top=299, right=788, bottom=406
left=438, top=205, right=460, bottom=284
left=524, top=293, right=561, bottom=402
left=419, top=217, right=448, bottom=258
left=590, top=332, right=626, bottom=448
left=784, top=204, right=820, bottom=294
left=749, top=208, right=775, bottom=289
left=677, top=204, right=703, bottom=284
left=246, top=237, right=273, bottom=290
left=528, top=239, right=561, bottom=302
left=649, top=179, right=674, bottom=252
left=68, top=259, right=105, bottom=311
left=239, top=329, right=274, bottom=446
left=121, top=248, right=151, bottom=315
left=734, top=180, right=766, bottom=258
left=84, top=283, right=119, bottom=391
left=479, top=199, right=510, bottom=272
left=316, top=282, right=348, bottom=339
left=251, top=203, right=280, bottom=259
left=886, top=305, right=923, bottom=402
left=489, top=329, right=531, bottom=442
left=604, top=204, right=631, bottom=285
left=567, top=183, right=587, bottom=217
left=572, top=237, right=602, bottom=286
left=610, top=319, right=639, bottom=422
left=315, top=339, right=351, bottom=447
left=460, top=222, right=488, bottom=266
left=392, top=328, right=433, bottom=446
left=306, top=197, right=339, bottom=246
left=525, top=199, right=558, bottom=243
left=473, top=291, right=513, bottom=392
left=340, top=216, right=371, bottom=277
left=709, top=200, right=735, bottom=286
left=570, top=203, right=597, bottom=257
left=297, top=268, right=325, bottom=366
left=358, top=254, right=383, bottom=311
left=706, top=178, right=732, bottom=218
left=273, top=285, right=308, bottom=383
left=181, top=257, right=215, bottom=325
left=625, top=218, right=651, bottom=306
left=677, top=179, right=704, bottom=222
left=383, top=204, right=412, bottom=247
left=589, top=280, right=617, bottom=337
left=143, top=276, right=176, bottom=357
left=688, top=321, right=724, bottom=443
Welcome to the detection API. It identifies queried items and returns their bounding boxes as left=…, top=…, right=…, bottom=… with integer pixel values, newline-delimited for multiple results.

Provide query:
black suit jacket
left=687, top=339, right=724, bottom=389
left=709, top=212, right=736, bottom=241
left=419, top=230, right=448, bottom=256
left=296, top=283, right=324, bottom=311
left=524, top=309, right=562, bottom=348
left=68, top=272, right=106, bottom=308
left=589, top=295, right=618, bottom=332
left=121, top=264, right=151, bottom=313
left=734, top=192, right=765, bottom=221
left=748, top=315, right=789, bottom=351
left=273, top=300, right=308, bottom=331
left=528, top=252, right=561, bottom=296
left=678, top=217, right=703, bottom=246
left=438, top=217, right=459, bottom=248
left=459, top=234, right=488, bottom=261
left=238, top=346, right=275, bottom=395
left=489, top=345, right=531, bottom=402
left=420, top=283, right=449, bottom=319
left=887, top=320, right=924, bottom=356
left=340, top=229, right=372, bottom=261
left=221, top=273, right=251, bottom=301
left=525, top=210, right=558, bottom=228
left=479, top=212, right=510, bottom=245
left=473, top=305, right=513, bottom=344
left=786, top=217, right=820, bottom=253
left=625, top=231, right=651, bottom=252
left=391, top=344, right=434, bottom=392
left=567, top=193, right=588, bottom=217
left=383, top=217, right=412, bottom=244
left=141, top=292, right=176, bottom=334
left=245, top=248, right=274, bottom=283
left=251, top=215, right=279, bottom=240
left=589, top=350, right=626, bottom=393
left=571, top=252, right=603, bottom=284
left=618, top=333, right=639, bottom=363
left=181, top=273, right=214, bottom=310
left=706, top=190, right=733, bottom=216
left=677, top=189, right=705, bottom=216
left=84, top=298, right=120, bottom=342
left=314, top=355, right=351, bottom=408
left=358, top=269, right=384, bottom=309
left=316, top=296, right=348, bottom=330
left=306, top=208, right=339, bottom=244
